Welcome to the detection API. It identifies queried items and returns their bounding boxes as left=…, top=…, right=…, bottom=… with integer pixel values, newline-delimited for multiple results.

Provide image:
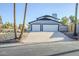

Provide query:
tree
left=77, top=19, right=79, bottom=24
left=13, top=3, right=17, bottom=39
left=0, top=16, right=3, bottom=24
left=60, top=17, right=69, bottom=25
left=2, top=22, right=13, bottom=29
left=69, top=15, right=79, bottom=24
left=19, top=3, right=27, bottom=40
left=73, top=3, right=78, bottom=36
left=69, top=16, right=75, bottom=23
left=0, top=16, right=2, bottom=20
left=0, top=16, right=3, bottom=32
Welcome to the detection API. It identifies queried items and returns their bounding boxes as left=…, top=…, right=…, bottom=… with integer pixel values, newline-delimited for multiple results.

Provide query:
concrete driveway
left=22, top=32, right=73, bottom=43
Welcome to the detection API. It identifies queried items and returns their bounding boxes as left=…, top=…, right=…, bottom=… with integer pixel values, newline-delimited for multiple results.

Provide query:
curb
left=0, top=43, right=26, bottom=48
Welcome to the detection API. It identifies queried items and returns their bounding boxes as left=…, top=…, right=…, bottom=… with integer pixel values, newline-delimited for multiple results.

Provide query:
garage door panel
left=43, top=25, right=58, bottom=32
left=32, top=25, right=40, bottom=32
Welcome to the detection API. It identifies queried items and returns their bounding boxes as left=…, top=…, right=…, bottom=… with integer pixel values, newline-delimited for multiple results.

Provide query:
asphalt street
left=0, top=41, right=79, bottom=56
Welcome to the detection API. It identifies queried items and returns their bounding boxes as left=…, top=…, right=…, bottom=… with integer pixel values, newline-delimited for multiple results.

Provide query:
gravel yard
left=0, top=32, right=29, bottom=44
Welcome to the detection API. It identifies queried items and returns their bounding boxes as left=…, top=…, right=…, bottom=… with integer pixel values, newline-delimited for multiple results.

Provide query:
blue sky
left=0, top=3, right=78, bottom=25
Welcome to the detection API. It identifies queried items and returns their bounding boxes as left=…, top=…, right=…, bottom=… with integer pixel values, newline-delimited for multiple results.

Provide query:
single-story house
left=29, top=14, right=68, bottom=32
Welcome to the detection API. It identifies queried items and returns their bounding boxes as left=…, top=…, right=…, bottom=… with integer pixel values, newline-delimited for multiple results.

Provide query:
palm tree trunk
left=73, top=3, right=78, bottom=36
left=14, top=3, right=17, bottom=39
left=19, top=3, right=27, bottom=40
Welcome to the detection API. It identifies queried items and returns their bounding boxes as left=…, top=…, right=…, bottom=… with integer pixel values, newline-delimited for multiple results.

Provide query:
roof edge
left=29, top=19, right=61, bottom=24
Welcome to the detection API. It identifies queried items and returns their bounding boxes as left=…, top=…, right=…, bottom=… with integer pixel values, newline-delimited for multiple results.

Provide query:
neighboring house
left=29, top=14, right=66, bottom=32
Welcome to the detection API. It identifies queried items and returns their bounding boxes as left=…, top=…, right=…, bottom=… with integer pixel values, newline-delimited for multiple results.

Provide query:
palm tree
left=14, top=3, right=17, bottom=39
left=73, top=3, right=78, bottom=36
left=19, top=3, right=27, bottom=40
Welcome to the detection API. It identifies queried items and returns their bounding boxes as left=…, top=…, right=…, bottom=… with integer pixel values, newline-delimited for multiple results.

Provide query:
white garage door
left=32, top=25, right=40, bottom=32
left=43, top=25, right=58, bottom=32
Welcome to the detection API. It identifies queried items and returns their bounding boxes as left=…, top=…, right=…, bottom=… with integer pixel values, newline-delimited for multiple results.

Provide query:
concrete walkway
left=21, top=32, right=73, bottom=43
